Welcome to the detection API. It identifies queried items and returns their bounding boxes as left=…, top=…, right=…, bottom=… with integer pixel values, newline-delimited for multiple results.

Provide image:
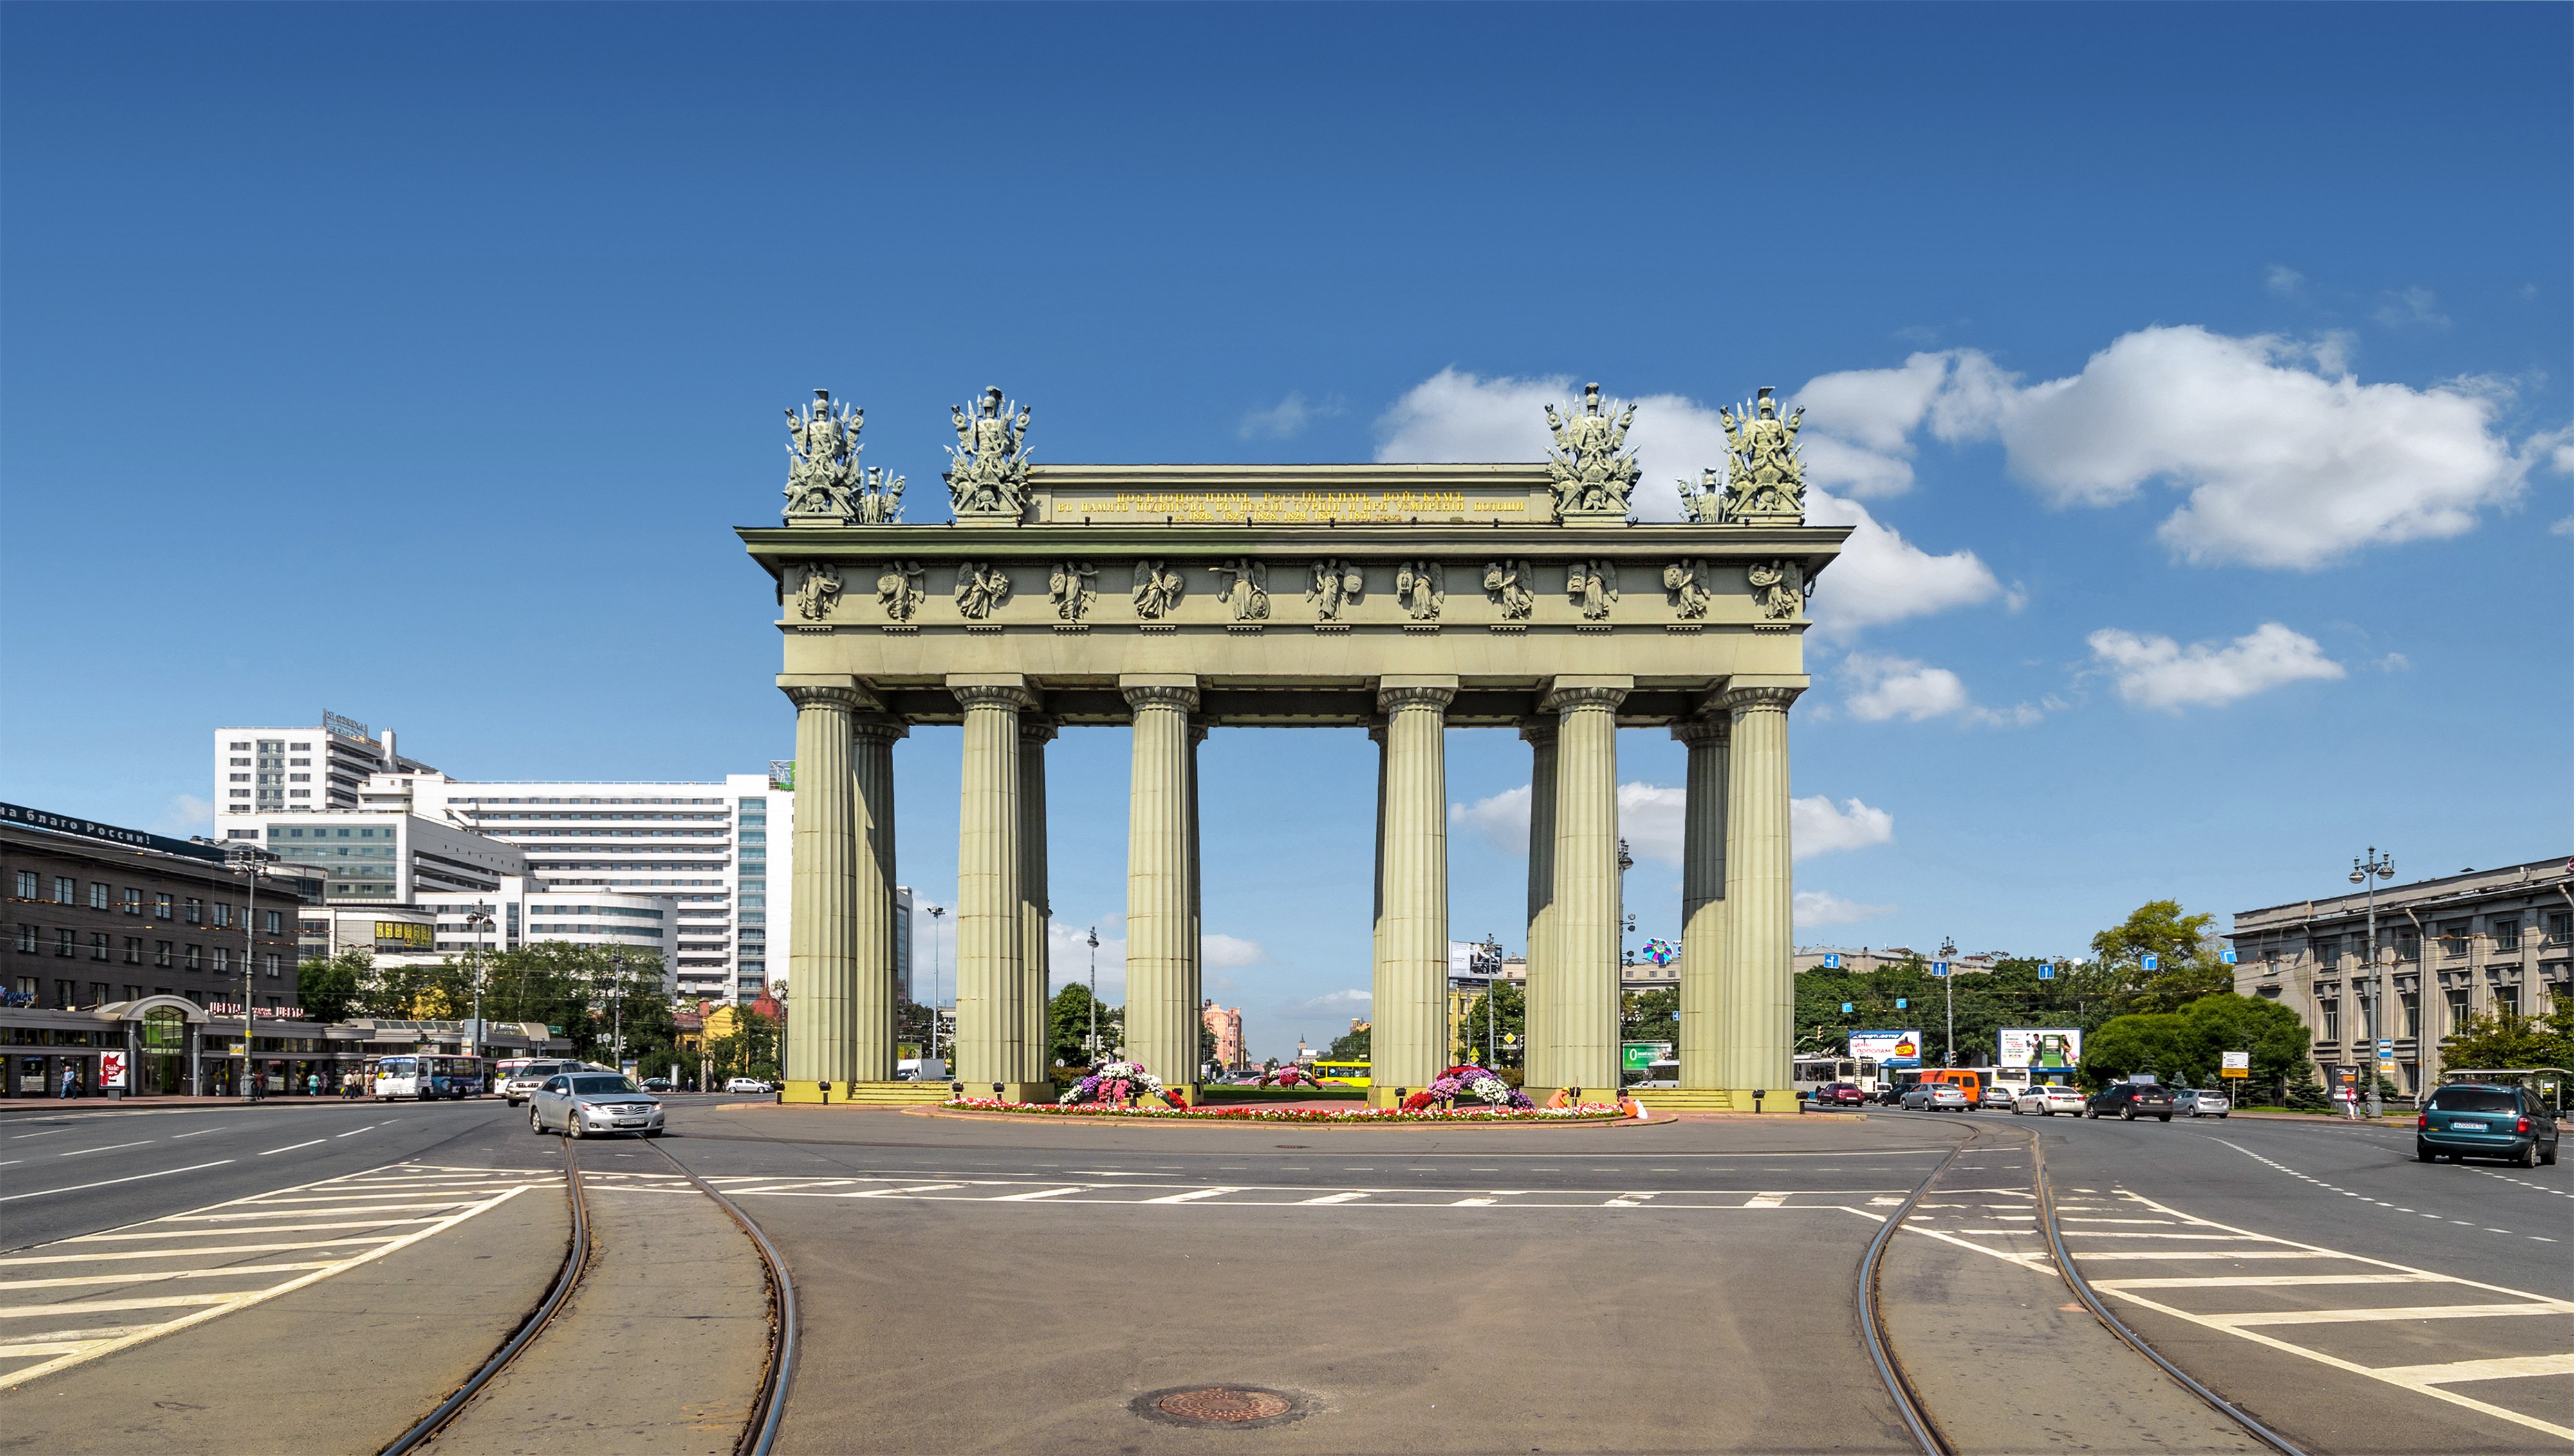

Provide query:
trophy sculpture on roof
left=783, top=389, right=903, bottom=526
left=1544, top=382, right=1640, bottom=523
left=945, top=387, right=1032, bottom=522
left=1684, top=386, right=1806, bottom=526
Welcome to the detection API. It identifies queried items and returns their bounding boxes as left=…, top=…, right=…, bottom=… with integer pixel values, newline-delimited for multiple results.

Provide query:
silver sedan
left=1901, top=1083, right=1972, bottom=1112
left=530, top=1071, right=666, bottom=1139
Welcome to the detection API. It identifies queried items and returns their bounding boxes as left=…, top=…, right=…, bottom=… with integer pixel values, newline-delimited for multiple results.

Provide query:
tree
left=708, top=1006, right=779, bottom=1082
left=1328, top=1024, right=1371, bottom=1061
left=1459, top=979, right=1525, bottom=1064
left=2091, top=900, right=2234, bottom=1015
left=1622, top=988, right=1678, bottom=1051
left=295, top=950, right=368, bottom=1024
left=1046, top=983, right=1122, bottom=1067
left=2441, top=1008, right=2574, bottom=1072
left=2084, top=993, right=2312, bottom=1090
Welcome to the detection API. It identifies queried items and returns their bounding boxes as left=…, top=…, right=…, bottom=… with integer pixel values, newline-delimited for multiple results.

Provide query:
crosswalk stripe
left=0, top=1260, right=342, bottom=1291
left=2371, top=1353, right=2574, bottom=1385
left=1744, top=1193, right=1786, bottom=1208
left=2091, top=1274, right=2444, bottom=1289
left=2208, top=1303, right=2574, bottom=1327
left=1143, top=1188, right=1240, bottom=1204
left=1299, top=1192, right=1367, bottom=1204
left=2071, top=1250, right=2338, bottom=1261
left=991, top=1186, right=1087, bottom=1201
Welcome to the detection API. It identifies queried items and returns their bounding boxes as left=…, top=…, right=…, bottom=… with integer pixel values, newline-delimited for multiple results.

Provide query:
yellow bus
left=1311, top=1060, right=1370, bottom=1088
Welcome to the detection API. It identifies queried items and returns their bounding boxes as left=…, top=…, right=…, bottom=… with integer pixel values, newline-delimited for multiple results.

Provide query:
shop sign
left=98, top=1050, right=129, bottom=1087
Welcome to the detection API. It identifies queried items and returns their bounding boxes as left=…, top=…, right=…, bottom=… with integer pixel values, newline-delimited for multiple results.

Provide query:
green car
left=2416, top=1083, right=2559, bottom=1166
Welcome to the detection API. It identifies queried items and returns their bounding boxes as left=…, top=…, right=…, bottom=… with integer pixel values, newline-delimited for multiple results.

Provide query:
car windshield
left=2429, top=1088, right=2517, bottom=1114
left=569, top=1074, right=637, bottom=1095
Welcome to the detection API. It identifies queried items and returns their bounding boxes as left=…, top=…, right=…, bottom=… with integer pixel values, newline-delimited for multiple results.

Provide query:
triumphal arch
left=741, top=382, right=1845, bottom=1110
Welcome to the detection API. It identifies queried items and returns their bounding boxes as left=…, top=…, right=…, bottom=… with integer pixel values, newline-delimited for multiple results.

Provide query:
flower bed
left=943, top=1096, right=1627, bottom=1123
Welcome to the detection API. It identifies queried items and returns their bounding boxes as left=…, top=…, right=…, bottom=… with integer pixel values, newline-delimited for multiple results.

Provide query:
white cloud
left=1840, top=652, right=2044, bottom=727
left=1302, top=989, right=1372, bottom=1012
left=2553, top=516, right=2574, bottom=538
left=2264, top=264, right=2306, bottom=298
left=1795, top=890, right=1897, bottom=928
left=1454, top=782, right=1891, bottom=862
left=2085, top=621, right=2346, bottom=711
left=1793, top=796, right=1896, bottom=859
left=1200, top=933, right=1268, bottom=968
left=154, top=795, right=212, bottom=836
left=1239, top=392, right=1340, bottom=440
left=2374, top=286, right=2450, bottom=329
left=1793, top=353, right=1951, bottom=499
left=1376, top=368, right=2005, bottom=634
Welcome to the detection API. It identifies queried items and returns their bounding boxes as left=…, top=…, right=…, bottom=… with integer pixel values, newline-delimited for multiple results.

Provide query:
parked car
left=528, top=1071, right=665, bottom=1139
left=2014, top=1084, right=2087, bottom=1116
left=722, top=1076, right=772, bottom=1094
left=2417, top=1083, right=2560, bottom=1166
left=1811, top=1082, right=1867, bottom=1108
left=2087, top=1083, right=2176, bottom=1121
left=640, top=1077, right=675, bottom=1092
left=2174, top=1087, right=2231, bottom=1118
left=1874, top=1083, right=1909, bottom=1107
left=1902, top=1082, right=1972, bottom=1112
left=501, top=1059, right=584, bottom=1108
left=1977, top=1084, right=2017, bottom=1112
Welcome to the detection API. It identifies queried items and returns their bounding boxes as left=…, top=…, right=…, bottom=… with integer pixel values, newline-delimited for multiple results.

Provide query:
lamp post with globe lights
left=2352, top=848, right=2394, bottom=1118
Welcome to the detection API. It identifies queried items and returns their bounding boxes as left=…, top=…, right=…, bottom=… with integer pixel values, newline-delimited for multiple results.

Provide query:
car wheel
left=2542, top=1143, right=2558, bottom=1167
left=2518, top=1143, right=2540, bottom=1169
left=2120, top=1105, right=2135, bottom=1121
left=564, top=1116, right=583, bottom=1140
left=530, top=1109, right=546, bottom=1135
left=644, top=1128, right=662, bottom=1138
left=2158, top=1115, right=2172, bottom=1123
left=2011, top=1105, right=2023, bottom=1115
left=2416, top=1141, right=2435, bottom=1161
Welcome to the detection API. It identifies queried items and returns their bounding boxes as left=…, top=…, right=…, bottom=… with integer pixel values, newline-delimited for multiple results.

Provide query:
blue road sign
left=1932, top=961, right=1950, bottom=977
left=2221, top=948, right=2238, bottom=965
left=2142, top=953, right=2160, bottom=972
left=1823, top=952, right=1842, bottom=970
left=1895, top=998, right=1908, bottom=1009
left=2038, top=963, right=2054, bottom=980
left=1841, top=1002, right=1855, bottom=1014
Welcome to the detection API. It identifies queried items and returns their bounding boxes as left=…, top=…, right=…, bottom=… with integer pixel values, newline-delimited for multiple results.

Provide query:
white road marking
left=0, top=1239, right=394, bottom=1268
left=57, top=1141, right=154, bottom=1158
left=992, top=1186, right=1088, bottom=1201
left=2091, top=1273, right=2443, bottom=1289
left=0, top=1260, right=346, bottom=1292
left=0, top=1161, right=234, bottom=1204
left=1450, top=1197, right=1498, bottom=1206
left=2210, top=1303, right=2574, bottom=1328
left=1143, top=1187, right=1241, bottom=1204
left=2375, top=1353, right=2574, bottom=1384
left=1743, top=1192, right=1787, bottom=1208
left=1299, top=1192, right=1367, bottom=1204
left=169, top=1127, right=229, bottom=1138
left=333, top=1125, right=378, bottom=1138
left=9, top=1130, right=71, bottom=1140
left=257, top=1139, right=327, bottom=1156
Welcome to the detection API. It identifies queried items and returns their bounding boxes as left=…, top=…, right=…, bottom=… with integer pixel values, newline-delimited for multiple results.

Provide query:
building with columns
left=744, top=384, right=1843, bottom=1109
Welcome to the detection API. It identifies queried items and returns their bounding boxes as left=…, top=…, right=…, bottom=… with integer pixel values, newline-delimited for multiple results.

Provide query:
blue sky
left=5, top=5, right=2566, bottom=1059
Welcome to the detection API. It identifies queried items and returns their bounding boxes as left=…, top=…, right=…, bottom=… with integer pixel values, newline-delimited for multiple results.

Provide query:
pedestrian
left=58, top=1065, right=77, bottom=1099
left=306, top=1071, right=320, bottom=1097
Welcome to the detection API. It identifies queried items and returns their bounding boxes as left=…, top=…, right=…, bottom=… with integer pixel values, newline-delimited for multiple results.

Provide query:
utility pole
left=465, top=902, right=494, bottom=1077
left=927, top=904, right=946, bottom=1064
left=2353, top=848, right=2394, bottom=1118
left=1941, top=936, right=1958, bottom=1069
left=225, top=845, right=271, bottom=1103
left=609, top=951, right=627, bottom=1073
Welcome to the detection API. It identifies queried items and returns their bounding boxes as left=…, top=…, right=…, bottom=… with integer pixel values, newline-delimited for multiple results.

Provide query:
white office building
left=418, top=876, right=681, bottom=995
left=214, top=714, right=438, bottom=827
left=255, top=812, right=527, bottom=903
left=354, top=770, right=789, bottom=1007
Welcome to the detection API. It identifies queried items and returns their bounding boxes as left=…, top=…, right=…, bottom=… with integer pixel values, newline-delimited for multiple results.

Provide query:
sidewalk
left=0, top=1093, right=400, bottom=1114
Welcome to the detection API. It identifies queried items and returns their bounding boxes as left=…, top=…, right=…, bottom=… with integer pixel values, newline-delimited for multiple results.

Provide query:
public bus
left=1311, top=1060, right=1371, bottom=1088
left=372, top=1054, right=488, bottom=1100
left=1793, top=1054, right=1887, bottom=1097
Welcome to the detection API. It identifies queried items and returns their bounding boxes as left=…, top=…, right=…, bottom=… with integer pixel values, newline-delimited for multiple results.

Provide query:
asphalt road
left=3, top=1096, right=2564, bottom=1454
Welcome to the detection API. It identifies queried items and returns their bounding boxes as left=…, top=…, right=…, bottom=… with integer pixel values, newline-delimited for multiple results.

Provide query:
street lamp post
left=1086, top=926, right=1100, bottom=1062
left=1616, top=838, right=1634, bottom=1071
left=224, top=845, right=272, bottom=1103
left=609, top=952, right=627, bottom=1073
left=464, top=902, right=494, bottom=1073
left=2352, top=847, right=2394, bottom=1118
left=927, top=904, right=946, bottom=1065
left=1940, top=936, right=1958, bottom=1069
left=1471, top=934, right=1503, bottom=1068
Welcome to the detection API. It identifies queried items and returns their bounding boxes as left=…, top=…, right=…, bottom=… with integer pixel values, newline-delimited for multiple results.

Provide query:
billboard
left=375, top=921, right=434, bottom=952
left=1851, top=1030, right=1924, bottom=1068
left=1999, top=1027, right=2082, bottom=1071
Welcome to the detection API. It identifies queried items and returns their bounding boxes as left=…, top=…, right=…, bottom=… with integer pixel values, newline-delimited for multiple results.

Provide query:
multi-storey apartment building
left=254, top=812, right=526, bottom=904
left=2229, top=856, right=2573, bottom=1095
left=214, top=715, right=438, bottom=827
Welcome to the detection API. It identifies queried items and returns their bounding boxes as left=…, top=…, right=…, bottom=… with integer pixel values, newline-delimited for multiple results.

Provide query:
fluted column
left=1520, top=723, right=1559, bottom=1093
left=1018, top=717, right=1055, bottom=1085
left=1721, top=681, right=1804, bottom=1100
left=1542, top=676, right=1630, bottom=1100
left=1122, top=675, right=1199, bottom=1091
left=1371, top=677, right=1455, bottom=1104
left=850, top=713, right=907, bottom=1082
left=1674, top=709, right=1728, bottom=1091
left=1187, top=719, right=1207, bottom=1081
left=780, top=676, right=862, bottom=1092
left=950, top=674, right=1033, bottom=1095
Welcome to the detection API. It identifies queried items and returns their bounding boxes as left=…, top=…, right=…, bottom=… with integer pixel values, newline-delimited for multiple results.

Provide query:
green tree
left=2084, top=993, right=2311, bottom=1090
left=294, top=949, right=369, bottom=1024
left=1622, top=987, right=1678, bottom=1051
left=1046, top=983, right=1122, bottom=1067
left=1459, top=979, right=1525, bottom=1064
left=2091, top=900, right=2235, bottom=1015
left=2441, top=1008, right=2574, bottom=1072
left=1327, top=1024, right=1371, bottom=1061
left=708, top=1006, right=779, bottom=1082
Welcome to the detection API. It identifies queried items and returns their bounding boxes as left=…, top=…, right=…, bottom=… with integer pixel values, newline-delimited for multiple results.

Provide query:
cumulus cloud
left=1453, top=782, right=1891, bottom=862
left=1793, top=796, right=1896, bottom=858
left=1840, top=652, right=2044, bottom=726
left=1239, top=392, right=1341, bottom=440
left=1378, top=369, right=2003, bottom=636
left=1795, top=890, right=1898, bottom=928
left=2264, top=264, right=2306, bottom=298
left=2086, top=622, right=2346, bottom=711
left=1200, top=933, right=1268, bottom=968
left=1302, top=989, right=1373, bottom=1011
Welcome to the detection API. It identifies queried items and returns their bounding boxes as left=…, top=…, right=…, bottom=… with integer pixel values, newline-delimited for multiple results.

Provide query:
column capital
left=851, top=712, right=910, bottom=745
left=1540, top=675, right=1632, bottom=715
left=1671, top=713, right=1732, bottom=748
left=779, top=672, right=876, bottom=713
left=1722, top=678, right=1807, bottom=714
left=1119, top=674, right=1200, bottom=713
left=1018, top=715, right=1059, bottom=747
left=1519, top=720, right=1558, bottom=749
left=1377, top=675, right=1458, bottom=714
left=947, top=673, right=1037, bottom=713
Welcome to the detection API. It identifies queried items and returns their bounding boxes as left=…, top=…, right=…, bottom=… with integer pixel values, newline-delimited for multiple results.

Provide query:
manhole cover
left=1133, top=1385, right=1315, bottom=1428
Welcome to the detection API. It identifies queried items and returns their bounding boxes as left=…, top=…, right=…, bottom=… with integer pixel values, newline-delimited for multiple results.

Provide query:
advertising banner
left=1622, top=1042, right=1672, bottom=1073
left=98, top=1050, right=129, bottom=1089
left=1999, top=1027, right=2083, bottom=1071
left=1851, top=1030, right=1923, bottom=1068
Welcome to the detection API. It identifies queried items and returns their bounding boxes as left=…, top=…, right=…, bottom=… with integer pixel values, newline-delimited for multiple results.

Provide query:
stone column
left=1542, top=676, right=1630, bottom=1100
left=1187, top=719, right=1207, bottom=1084
left=949, top=674, right=1040, bottom=1100
left=850, top=713, right=907, bottom=1083
left=1520, top=723, right=1559, bottom=1094
left=1122, top=676, right=1199, bottom=1094
left=1018, top=717, right=1055, bottom=1087
left=1673, top=709, right=1728, bottom=1091
left=1721, top=681, right=1804, bottom=1104
left=1371, top=677, right=1455, bottom=1105
left=779, top=675, right=862, bottom=1094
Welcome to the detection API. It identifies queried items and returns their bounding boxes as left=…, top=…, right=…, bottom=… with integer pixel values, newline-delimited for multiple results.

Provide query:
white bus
left=372, top=1055, right=487, bottom=1101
